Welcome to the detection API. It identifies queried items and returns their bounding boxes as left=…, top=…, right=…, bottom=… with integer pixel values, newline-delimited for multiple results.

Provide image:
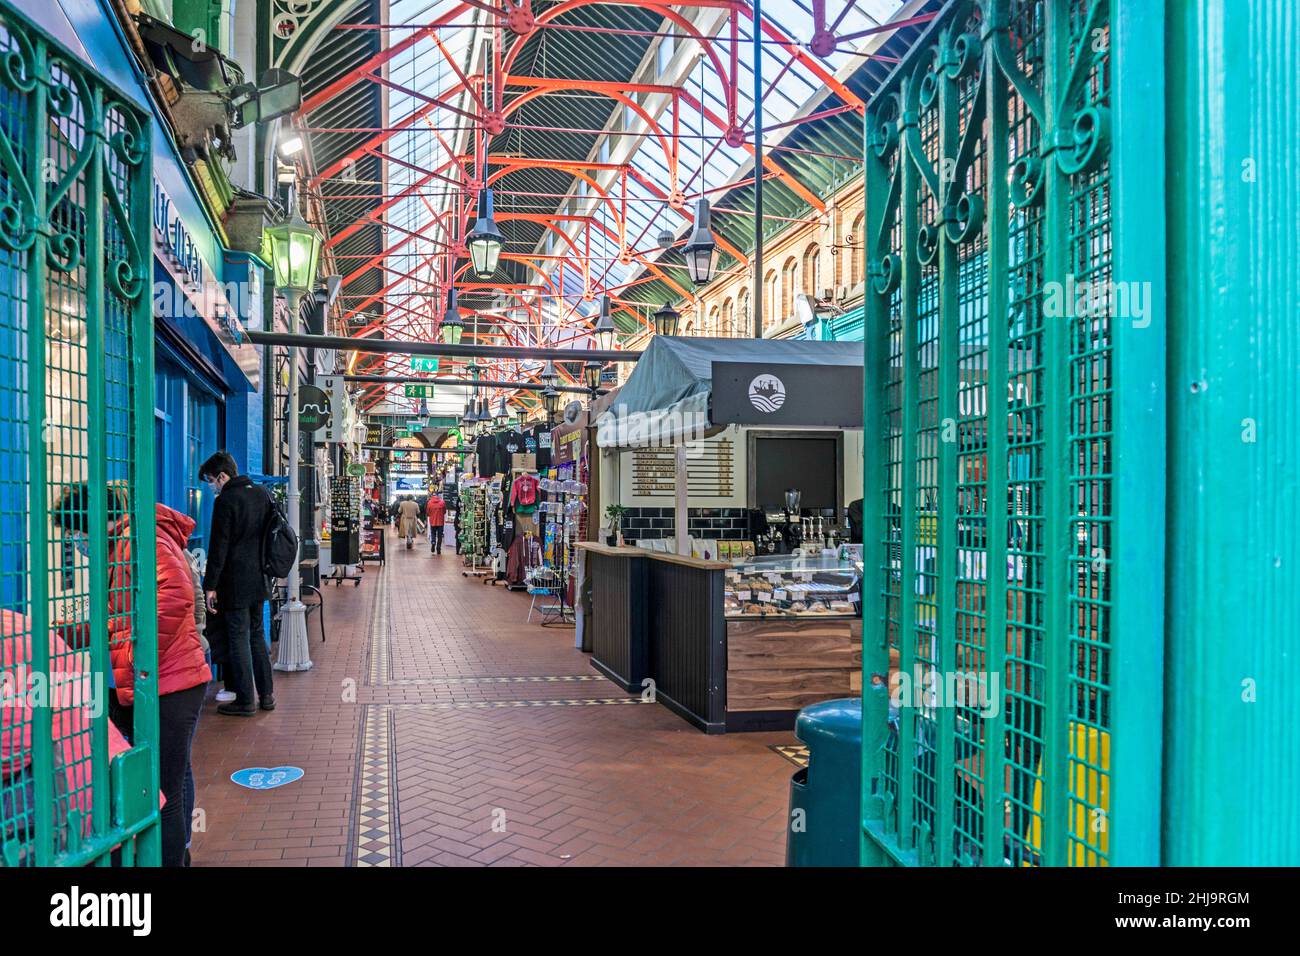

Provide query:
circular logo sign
left=297, top=384, right=331, bottom=431
left=348, top=463, right=366, bottom=478
left=748, top=374, right=787, bottom=413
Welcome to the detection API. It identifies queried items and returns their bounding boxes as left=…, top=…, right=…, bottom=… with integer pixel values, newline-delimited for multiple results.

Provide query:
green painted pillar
left=1164, top=0, right=1300, bottom=865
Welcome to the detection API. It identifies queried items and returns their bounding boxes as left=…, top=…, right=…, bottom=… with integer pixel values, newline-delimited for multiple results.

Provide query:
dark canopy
left=595, top=336, right=862, bottom=448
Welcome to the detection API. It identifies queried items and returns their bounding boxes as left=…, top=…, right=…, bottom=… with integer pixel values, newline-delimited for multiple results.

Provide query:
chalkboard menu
left=330, top=475, right=361, bottom=564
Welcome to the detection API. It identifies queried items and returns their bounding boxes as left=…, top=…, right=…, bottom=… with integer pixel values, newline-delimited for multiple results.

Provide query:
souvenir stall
left=581, top=336, right=866, bottom=733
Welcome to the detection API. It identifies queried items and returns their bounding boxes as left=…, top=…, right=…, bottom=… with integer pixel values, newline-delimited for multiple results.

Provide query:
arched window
left=707, top=306, right=719, bottom=336
left=849, top=212, right=866, bottom=288
left=803, top=244, right=821, bottom=297
left=721, top=297, right=734, bottom=336
left=763, top=269, right=778, bottom=323
left=781, top=256, right=798, bottom=319
left=684, top=318, right=695, bottom=336
left=737, top=287, right=750, bottom=335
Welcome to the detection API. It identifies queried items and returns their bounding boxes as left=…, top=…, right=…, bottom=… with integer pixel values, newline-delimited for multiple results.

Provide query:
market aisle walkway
left=189, top=527, right=798, bottom=866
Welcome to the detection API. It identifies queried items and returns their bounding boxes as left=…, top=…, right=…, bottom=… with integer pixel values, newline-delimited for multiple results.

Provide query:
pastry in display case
left=723, top=553, right=861, bottom=619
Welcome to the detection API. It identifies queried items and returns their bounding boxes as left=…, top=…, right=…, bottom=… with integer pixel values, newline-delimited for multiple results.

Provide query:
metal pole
left=276, top=289, right=313, bottom=672
left=245, top=329, right=637, bottom=363
left=752, top=0, right=764, bottom=339
left=345, top=373, right=599, bottom=394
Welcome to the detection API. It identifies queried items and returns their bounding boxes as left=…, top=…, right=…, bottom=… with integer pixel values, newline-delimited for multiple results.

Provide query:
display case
left=723, top=552, right=862, bottom=619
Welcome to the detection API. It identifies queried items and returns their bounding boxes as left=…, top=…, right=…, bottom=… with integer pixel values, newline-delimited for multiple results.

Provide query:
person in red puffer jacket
left=52, top=485, right=211, bottom=867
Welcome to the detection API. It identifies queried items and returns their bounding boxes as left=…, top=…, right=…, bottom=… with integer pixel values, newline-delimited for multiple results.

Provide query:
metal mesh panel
left=862, top=0, right=1115, bottom=867
left=0, top=5, right=157, bottom=867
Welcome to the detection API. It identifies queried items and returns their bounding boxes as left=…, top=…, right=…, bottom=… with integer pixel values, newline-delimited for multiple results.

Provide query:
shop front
left=583, top=336, right=866, bottom=732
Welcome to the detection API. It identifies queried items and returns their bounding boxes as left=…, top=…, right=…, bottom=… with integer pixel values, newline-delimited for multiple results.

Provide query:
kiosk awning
left=595, top=337, right=863, bottom=448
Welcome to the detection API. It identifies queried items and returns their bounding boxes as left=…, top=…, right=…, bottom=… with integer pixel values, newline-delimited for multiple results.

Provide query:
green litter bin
left=786, top=697, right=862, bottom=867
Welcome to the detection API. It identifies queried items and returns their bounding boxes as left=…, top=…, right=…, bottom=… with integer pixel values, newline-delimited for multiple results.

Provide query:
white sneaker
left=215, top=690, right=237, bottom=704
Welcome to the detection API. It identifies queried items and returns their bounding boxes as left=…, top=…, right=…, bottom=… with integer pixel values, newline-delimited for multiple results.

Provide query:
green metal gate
left=0, top=3, right=161, bottom=865
left=859, top=0, right=1164, bottom=866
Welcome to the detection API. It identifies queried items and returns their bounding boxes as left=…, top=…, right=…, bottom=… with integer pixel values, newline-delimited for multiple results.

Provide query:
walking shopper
left=199, top=451, right=275, bottom=716
left=51, top=485, right=211, bottom=867
left=425, top=492, right=447, bottom=554
left=397, top=495, right=421, bottom=550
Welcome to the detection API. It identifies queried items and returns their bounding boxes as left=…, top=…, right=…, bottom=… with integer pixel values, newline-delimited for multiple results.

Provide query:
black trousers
left=216, top=602, right=272, bottom=707
left=429, top=524, right=444, bottom=553
left=109, top=682, right=206, bottom=867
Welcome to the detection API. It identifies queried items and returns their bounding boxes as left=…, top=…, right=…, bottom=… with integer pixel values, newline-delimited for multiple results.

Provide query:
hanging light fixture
left=467, top=188, right=504, bottom=278
left=541, top=386, right=561, bottom=422
left=682, top=198, right=717, bottom=285
left=494, top=394, right=509, bottom=422
left=264, top=209, right=323, bottom=294
left=652, top=301, right=681, bottom=337
left=582, top=360, right=603, bottom=392
left=441, top=288, right=465, bottom=344
left=593, top=294, right=616, bottom=352
left=540, top=360, right=559, bottom=386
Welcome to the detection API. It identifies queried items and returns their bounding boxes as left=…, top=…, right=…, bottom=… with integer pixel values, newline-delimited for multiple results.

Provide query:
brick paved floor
left=189, top=526, right=797, bottom=866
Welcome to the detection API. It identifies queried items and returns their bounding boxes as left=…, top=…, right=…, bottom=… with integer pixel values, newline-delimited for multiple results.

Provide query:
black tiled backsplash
left=616, top=507, right=750, bottom=541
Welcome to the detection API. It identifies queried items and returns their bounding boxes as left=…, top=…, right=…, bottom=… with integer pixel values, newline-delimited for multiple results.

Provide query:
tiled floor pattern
left=190, top=527, right=797, bottom=866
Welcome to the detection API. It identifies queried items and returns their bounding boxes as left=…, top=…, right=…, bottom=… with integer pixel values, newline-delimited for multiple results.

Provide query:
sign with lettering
left=298, top=384, right=331, bottom=432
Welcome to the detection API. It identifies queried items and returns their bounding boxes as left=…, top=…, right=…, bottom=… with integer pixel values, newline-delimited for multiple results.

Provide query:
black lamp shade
left=441, top=288, right=465, bottom=344
left=541, top=386, right=561, bottom=419
left=582, top=361, right=603, bottom=391
left=594, top=295, right=616, bottom=352
left=467, top=189, right=504, bottom=278
left=652, top=301, right=680, bottom=336
left=682, top=198, right=717, bottom=285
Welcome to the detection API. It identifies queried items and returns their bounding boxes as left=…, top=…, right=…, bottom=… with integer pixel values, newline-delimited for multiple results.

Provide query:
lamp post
left=264, top=208, right=323, bottom=673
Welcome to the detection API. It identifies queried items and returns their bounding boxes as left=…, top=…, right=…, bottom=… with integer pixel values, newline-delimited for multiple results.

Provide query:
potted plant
left=604, top=504, right=628, bottom=547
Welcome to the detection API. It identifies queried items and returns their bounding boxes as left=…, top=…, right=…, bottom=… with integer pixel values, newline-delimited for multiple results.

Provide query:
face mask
left=71, top=534, right=90, bottom=558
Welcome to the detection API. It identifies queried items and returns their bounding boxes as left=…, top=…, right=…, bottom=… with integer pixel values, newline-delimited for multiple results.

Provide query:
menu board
left=630, top=439, right=734, bottom=498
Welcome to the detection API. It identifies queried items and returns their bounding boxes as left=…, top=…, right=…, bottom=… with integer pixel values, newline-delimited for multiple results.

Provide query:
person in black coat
left=199, top=451, right=275, bottom=716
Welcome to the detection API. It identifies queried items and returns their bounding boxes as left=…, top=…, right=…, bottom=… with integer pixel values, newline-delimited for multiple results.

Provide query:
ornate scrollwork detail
left=946, top=32, right=982, bottom=80
left=0, top=201, right=37, bottom=253
left=46, top=59, right=83, bottom=120
left=1009, top=154, right=1044, bottom=208
left=46, top=230, right=81, bottom=273
left=869, top=119, right=898, bottom=160
left=0, top=22, right=37, bottom=94
left=1055, top=104, right=1110, bottom=176
left=916, top=222, right=941, bottom=266
left=945, top=193, right=984, bottom=245
left=108, top=257, right=144, bottom=302
left=869, top=253, right=902, bottom=296
left=918, top=60, right=941, bottom=109
left=107, top=106, right=148, bottom=168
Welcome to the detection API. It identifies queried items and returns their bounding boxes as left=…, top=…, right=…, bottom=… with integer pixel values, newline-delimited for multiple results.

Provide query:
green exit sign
left=394, top=429, right=409, bottom=439
left=404, top=384, right=435, bottom=398
left=410, top=357, right=440, bottom=373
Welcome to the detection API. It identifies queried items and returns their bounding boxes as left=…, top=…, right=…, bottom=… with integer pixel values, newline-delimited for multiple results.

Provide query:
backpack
left=261, top=492, right=298, bottom=579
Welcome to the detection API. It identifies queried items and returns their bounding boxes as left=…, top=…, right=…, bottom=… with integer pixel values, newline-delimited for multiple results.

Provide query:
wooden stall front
left=579, top=543, right=861, bottom=733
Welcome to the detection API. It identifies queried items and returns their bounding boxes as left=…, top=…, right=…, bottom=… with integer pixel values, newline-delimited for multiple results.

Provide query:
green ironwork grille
left=0, top=3, right=160, bottom=866
left=861, top=0, right=1127, bottom=867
